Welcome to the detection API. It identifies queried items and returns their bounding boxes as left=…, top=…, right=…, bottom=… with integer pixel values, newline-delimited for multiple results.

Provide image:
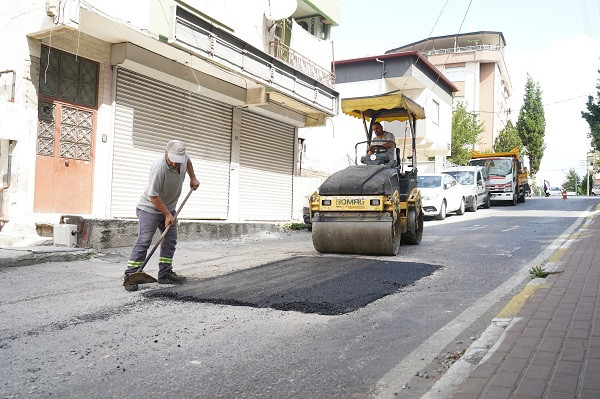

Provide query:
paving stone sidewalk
left=452, top=213, right=600, bottom=398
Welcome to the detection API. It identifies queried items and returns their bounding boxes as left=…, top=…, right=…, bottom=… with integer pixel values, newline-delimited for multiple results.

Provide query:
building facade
left=298, top=51, right=457, bottom=191
left=387, top=31, right=512, bottom=151
left=0, top=0, right=340, bottom=229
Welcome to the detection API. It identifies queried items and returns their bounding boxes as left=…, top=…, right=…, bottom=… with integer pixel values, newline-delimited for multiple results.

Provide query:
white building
left=0, top=0, right=340, bottom=233
left=298, top=51, right=457, bottom=190
left=386, top=31, right=512, bottom=151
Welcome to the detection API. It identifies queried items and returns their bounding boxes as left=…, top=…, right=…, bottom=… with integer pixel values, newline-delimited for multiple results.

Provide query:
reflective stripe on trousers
left=125, top=208, right=177, bottom=278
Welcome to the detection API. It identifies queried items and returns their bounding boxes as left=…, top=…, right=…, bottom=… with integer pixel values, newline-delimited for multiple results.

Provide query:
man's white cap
left=166, top=140, right=187, bottom=164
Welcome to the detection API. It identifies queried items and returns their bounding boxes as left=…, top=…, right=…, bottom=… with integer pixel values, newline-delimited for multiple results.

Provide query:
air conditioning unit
left=296, top=16, right=324, bottom=39
left=53, top=224, right=77, bottom=247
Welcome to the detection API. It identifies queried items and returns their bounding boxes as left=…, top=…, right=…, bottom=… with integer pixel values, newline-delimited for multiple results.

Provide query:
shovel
left=123, top=188, right=194, bottom=286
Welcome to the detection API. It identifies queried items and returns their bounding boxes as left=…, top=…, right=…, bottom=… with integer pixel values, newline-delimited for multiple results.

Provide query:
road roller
left=309, top=91, right=424, bottom=255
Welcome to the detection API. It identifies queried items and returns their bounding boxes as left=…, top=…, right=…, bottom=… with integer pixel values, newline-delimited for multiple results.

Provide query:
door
left=443, top=174, right=460, bottom=211
left=34, top=100, right=95, bottom=213
left=476, top=170, right=485, bottom=205
left=238, top=110, right=294, bottom=221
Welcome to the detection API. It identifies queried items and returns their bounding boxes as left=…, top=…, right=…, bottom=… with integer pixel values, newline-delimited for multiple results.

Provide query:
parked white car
left=592, top=185, right=600, bottom=196
left=548, top=187, right=562, bottom=196
left=418, top=173, right=465, bottom=220
left=442, top=166, right=491, bottom=212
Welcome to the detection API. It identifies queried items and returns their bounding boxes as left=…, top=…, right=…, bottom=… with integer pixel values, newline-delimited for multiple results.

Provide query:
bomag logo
left=336, top=198, right=364, bottom=206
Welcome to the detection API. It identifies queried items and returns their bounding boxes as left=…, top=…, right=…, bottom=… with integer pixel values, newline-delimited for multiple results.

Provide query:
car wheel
left=511, top=193, right=517, bottom=206
left=436, top=201, right=447, bottom=220
left=468, top=195, right=477, bottom=212
left=483, top=194, right=491, bottom=209
left=456, top=198, right=465, bottom=215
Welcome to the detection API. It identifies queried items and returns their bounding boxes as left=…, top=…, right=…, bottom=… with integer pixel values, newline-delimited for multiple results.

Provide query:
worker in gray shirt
left=124, top=140, right=200, bottom=291
left=368, top=121, right=396, bottom=163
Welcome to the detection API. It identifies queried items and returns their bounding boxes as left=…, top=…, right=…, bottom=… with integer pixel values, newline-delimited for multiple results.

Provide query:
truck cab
left=468, top=147, right=528, bottom=206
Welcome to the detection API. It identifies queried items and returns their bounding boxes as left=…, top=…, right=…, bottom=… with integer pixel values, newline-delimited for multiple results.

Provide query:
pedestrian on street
left=123, top=140, right=200, bottom=291
left=543, top=179, right=550, bottom=197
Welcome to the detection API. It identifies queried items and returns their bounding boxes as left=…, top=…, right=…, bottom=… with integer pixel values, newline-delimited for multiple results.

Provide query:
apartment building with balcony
left=293, top=51, right=457, bottom=213
left=0, top=0, right=340, bottom=230
left=386, top=31, right=512, bottom=151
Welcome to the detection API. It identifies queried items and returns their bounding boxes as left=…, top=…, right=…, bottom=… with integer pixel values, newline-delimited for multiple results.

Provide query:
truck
left=467, top=147, right=529, bottom=206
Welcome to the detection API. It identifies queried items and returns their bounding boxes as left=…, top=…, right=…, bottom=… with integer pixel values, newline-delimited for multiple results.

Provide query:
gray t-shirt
left=137, top=155, right=188, bottom=213
left=373, top=131, right=396, bottom=161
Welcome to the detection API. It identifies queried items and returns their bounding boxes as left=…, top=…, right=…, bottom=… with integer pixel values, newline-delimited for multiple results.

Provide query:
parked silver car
left=442, top=166, right=491, bottom=211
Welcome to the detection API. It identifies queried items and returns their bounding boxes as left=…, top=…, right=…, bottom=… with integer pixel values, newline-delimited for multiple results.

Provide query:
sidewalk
left=0, top=246, right=95, bottom=267
left=450, top=209, right=600, bottom=398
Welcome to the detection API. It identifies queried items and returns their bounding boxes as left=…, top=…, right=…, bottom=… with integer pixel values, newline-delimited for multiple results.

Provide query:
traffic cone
left=562, top=189, right=567, bottom=199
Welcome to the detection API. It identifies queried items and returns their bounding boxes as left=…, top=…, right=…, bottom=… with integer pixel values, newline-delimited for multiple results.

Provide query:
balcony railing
left=171, top=6, right=337, bottom=114
left=423, top=44, right=503, bottom=56
left=270, top=40, right=335, bottom=89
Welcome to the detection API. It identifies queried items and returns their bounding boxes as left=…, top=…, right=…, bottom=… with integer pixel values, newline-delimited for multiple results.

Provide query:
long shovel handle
left=137, top=188, right=194, bottom=272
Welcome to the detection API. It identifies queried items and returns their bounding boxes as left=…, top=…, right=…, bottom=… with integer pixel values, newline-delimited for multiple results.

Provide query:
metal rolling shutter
left=112, top=68, right=232, bottom=219
left=239, top=110, right=294, bottom=221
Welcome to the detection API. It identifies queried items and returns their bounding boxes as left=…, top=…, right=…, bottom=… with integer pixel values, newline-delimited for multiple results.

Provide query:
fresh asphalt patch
left=145, top=256, right=440, bottom=315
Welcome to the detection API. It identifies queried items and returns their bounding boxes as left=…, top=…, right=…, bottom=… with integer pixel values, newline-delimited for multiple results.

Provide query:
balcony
left=169, top=5, right=337, bottom=115
left=422, top=44, right=503, bottom=56
left=269, top=40, right=335, bottom=89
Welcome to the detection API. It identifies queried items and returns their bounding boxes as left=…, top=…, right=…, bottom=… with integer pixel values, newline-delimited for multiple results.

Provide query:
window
left=432, top=99, right=439, bottom=125
left=39, top=45, right=99, bottom=108
left=443, top=66, right=465, bottom=82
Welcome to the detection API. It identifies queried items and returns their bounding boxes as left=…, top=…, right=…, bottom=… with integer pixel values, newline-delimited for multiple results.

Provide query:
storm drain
left=145, top=256, right=440, bottom=315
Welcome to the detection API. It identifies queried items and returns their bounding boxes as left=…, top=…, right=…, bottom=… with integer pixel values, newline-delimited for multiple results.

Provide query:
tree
left=450, top=102, right=484, bottom=165
left=580, top=170, right=594, bottom=195
left=582, top=69, right=600, bottom=152
left=494, top=120, right=523, bottom=153
left=562, top=169, right=580, bottom=193
left=516, top=74, right=546, bottom=175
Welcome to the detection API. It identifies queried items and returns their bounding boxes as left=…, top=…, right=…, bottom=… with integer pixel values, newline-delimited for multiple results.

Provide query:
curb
left=0, top=247, right=96, bottom=268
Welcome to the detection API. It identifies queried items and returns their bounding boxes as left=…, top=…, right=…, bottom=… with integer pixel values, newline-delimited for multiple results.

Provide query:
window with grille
left=39, top=45, right=99, bottom=108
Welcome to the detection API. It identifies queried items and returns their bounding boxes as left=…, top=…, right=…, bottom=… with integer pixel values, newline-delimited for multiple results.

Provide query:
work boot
left=158, top=270, right=187, bottom=285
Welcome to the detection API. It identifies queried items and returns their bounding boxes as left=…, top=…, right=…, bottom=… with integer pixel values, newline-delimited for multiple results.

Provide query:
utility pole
left=587, top=152, right=595, bottom=196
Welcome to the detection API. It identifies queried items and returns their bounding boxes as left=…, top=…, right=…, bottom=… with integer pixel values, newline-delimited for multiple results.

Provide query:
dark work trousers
left=125, top=208, right=177, bottom=279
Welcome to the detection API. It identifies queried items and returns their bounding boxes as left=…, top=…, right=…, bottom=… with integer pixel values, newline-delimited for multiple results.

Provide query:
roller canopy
left=341, top=91, right=426, bottom=122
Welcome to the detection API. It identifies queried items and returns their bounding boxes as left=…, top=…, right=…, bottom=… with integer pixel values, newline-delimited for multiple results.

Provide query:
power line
left=419, top=0, right=474, bottom=118
left=465, top=92, right=595, bottom=115
left=457, top=0, right=474, bottom=35
left=543, top=92, right=596, bottom=106
left=428, top=0, right=450, bottom=37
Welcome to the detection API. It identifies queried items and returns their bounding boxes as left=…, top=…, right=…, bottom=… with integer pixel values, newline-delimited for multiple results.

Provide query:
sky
left=330, top=0, right=600, bottom=189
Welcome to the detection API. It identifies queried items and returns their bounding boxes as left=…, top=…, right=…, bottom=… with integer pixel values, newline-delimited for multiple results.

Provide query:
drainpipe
left=59, top=215, right=85, bottom=236
left=0, top=140, right=15, bottom=225
left=0, top=70, right=16, bottom=102
left=0, top=140, right=15, bottom=194
left=375, top=58, right=386, bottom=93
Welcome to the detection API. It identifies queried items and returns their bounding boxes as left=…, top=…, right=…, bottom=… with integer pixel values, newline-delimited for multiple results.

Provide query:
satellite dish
left=266, top=0, right=297, bottom=20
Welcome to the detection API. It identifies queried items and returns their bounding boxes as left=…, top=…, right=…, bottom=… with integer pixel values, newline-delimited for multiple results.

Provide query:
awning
left=341, top=90, right=426, bottom=122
